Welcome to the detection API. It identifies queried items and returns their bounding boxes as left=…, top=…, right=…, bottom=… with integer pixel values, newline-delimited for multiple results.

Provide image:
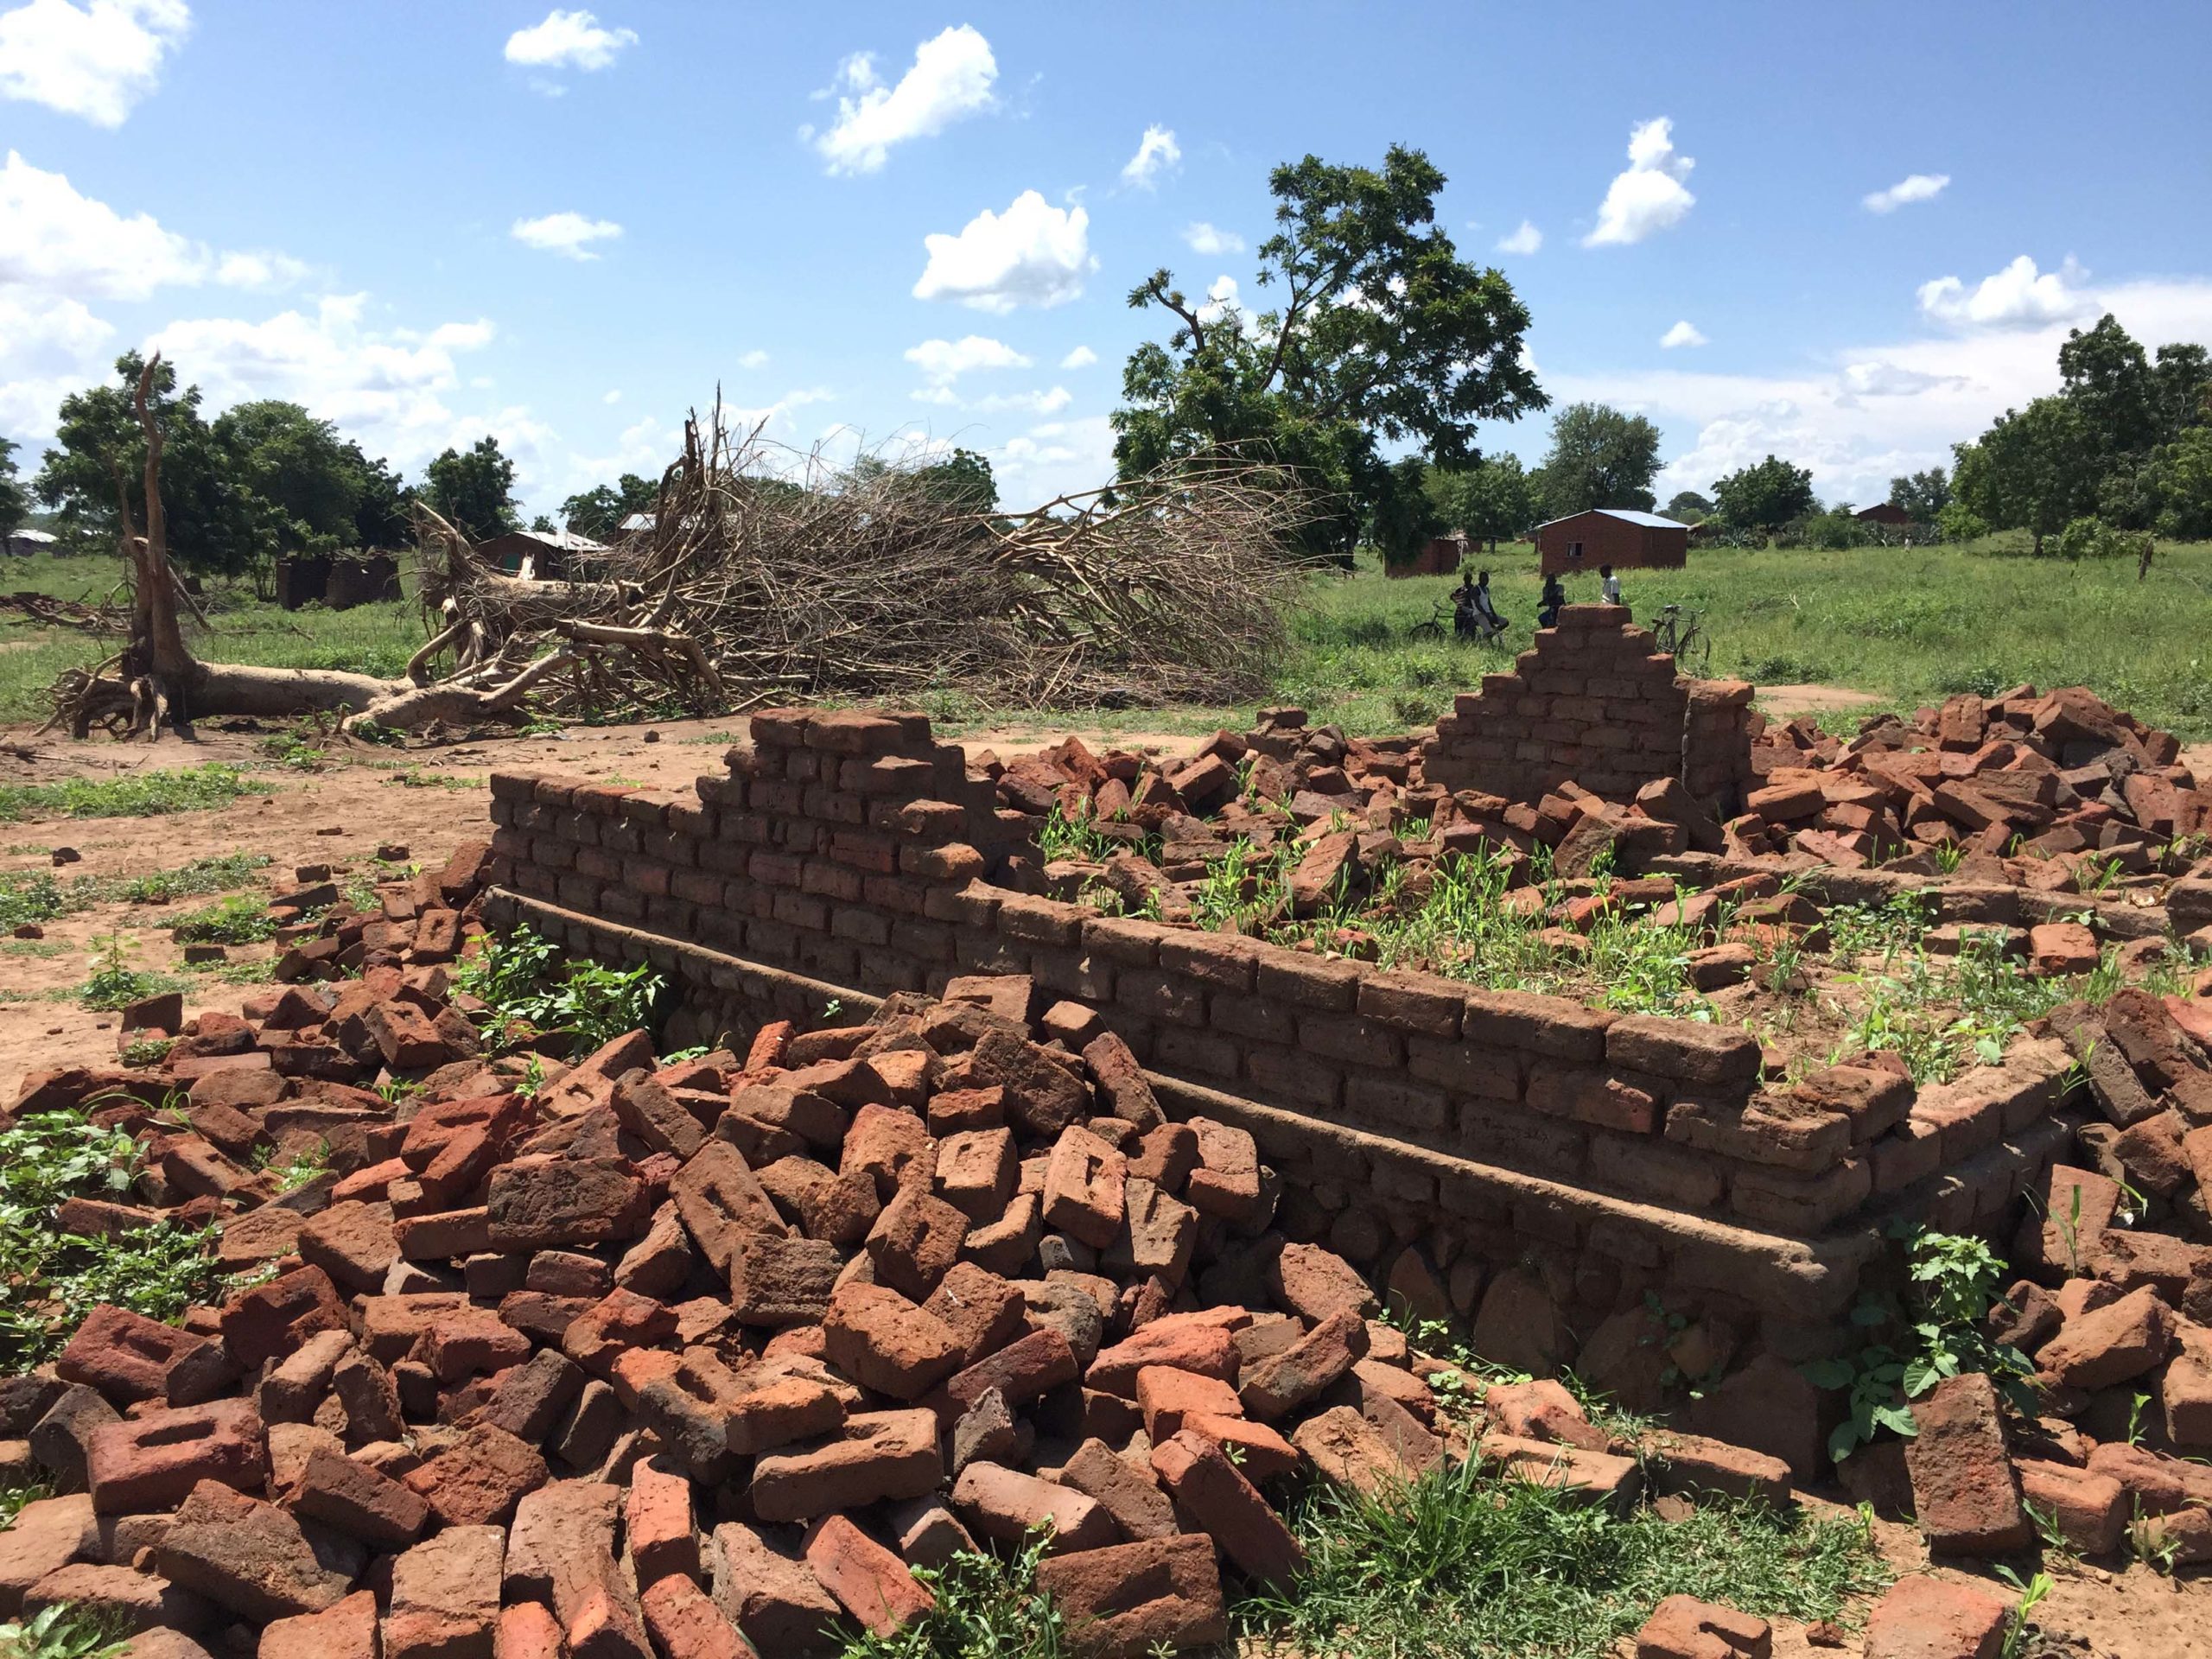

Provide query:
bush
left=2051, top=516, right=2153, bottom=563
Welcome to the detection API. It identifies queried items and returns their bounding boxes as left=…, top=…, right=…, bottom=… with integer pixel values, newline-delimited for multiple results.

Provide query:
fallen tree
left=47, top=363, right=1314, bottom=740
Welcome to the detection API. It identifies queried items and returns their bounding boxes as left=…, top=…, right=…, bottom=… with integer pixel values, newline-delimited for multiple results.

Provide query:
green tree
left=2138, top=425, right=2212, bottom=539
left=912, top=447, right=997, bottom=513
left=34, top=353, right=266, bottom=575
left=352, top=453, right=413, bottom=550
left=2057, top=314, right=2158, bottom=461
left=1886, top=468, right=1951, bottom=521
left=425, top=437, right=518, bottom=543
left=1429, top=454, right=1534, bottom=549
left=212, top=401, right=367, bottom=555
left=1367, top=455, right=1446, bottom=563
left=1663, top=488, right=1711, bottom=524
left=1950, top=397, right=2100, bottom=556
left=0, top=437, right=28, bottom=539
left=560, top=472, right=659, bottom=540
left=2152, top=343, right=2212, bottom=444
left=1711, top=454, right=1816, bottom=534
left=1530, top=404, right=1662, bottom=519
left=1112, top=143, right=1545, bottom=559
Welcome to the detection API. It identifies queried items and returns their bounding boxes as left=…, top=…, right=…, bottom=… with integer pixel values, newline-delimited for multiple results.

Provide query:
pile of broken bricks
left=0, top=969, right=1856, bottom=1659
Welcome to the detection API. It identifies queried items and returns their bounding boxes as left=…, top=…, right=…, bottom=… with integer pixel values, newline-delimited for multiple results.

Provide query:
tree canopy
left=1428, top=454, right=1534, bottom=549
left=912, top=447, right=997, bottom=514
left=561, top=473, right=660, bottom=540
left=1711, top=454, right=1816, bottom=533
left=1952, top=313, right=2212, bottom=549
left=1111, top=143, right=1545, bottom=558
left=1529, top=403, right=1662, bottom=519
left=1663, top=489, right=1712, bottom=524
left=425, top=437, right=519, bottom=543
left=1886, top=468, right=1951, bottom=521
left=0, top=437, right=27, bottom=540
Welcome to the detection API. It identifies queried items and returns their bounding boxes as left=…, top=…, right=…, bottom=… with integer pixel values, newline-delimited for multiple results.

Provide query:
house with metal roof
left=1535, top=508, right=1689, bottom=575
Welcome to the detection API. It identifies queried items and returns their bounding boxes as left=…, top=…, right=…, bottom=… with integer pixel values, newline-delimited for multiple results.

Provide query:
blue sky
left=4, top=1, right=2210, bottom=518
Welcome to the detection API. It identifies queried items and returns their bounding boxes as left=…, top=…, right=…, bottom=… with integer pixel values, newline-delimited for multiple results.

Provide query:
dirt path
left=1754, top=683, right=1889, bottom=718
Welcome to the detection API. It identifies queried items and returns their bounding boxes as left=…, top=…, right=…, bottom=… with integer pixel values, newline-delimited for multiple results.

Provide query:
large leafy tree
left=2057, top=315, right=2158, bottom=462
left=1366, top=456, right=1446, bottom=563
left=1529, top=404, right=1662, bottom=518
left=425, top=437, right=519, bottom=543
left=1711, top=454, right=1816, bottom=534
left=1886, top=468, right=1951, bottom=521
left=1429, top=454, right=1534, bottom=549
left=1663, top=489, right=1712, bottom=524
left=1951, top=397, right=2100, bottom=555
left=213, top=401, right=372, bottom=556
left=561, top=472, right=660, bottom=540
left=35, top=353, right=266, bottom=575
left=912, top=447, right=997, bottom=513
left=0, top=437, right=27, bottom=539
left=2138, top=426, right=2212, bottom=539
left=2152, top=343, right=2212, bottom=444
left=1112, top=144, right=1545, bottom=558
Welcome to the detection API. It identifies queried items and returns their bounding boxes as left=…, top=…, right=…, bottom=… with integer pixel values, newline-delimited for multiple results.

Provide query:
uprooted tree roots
left=47, top=369, right=1316, bottom=741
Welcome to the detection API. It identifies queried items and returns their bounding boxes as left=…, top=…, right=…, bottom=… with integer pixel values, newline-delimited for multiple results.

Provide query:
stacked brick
left=0, top=975, right=1522, bottom=1659
left=1424, top=606, right=1755, bottom=814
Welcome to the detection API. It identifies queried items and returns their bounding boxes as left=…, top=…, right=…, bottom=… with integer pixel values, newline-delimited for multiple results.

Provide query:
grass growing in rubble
left=0, top=1104, right=229, bottom=1367
left=1238, top=1458, right=1888, bottom=1659
left=0, top=1602, right=128, bottom=1659
left=839, top=1538, right=1068, bottom=1659
left=0, top=766, right=270, bottom=825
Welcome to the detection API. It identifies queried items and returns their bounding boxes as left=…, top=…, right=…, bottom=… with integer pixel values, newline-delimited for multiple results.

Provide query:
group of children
left=1450, top=563, right=1623, bottom=641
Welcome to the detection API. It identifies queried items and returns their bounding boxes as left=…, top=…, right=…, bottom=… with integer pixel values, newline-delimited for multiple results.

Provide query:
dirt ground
left=3, top=705, right=2209, bottom=1654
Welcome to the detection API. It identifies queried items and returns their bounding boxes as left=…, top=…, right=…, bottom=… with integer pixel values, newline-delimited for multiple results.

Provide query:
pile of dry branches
left=414, top=405, right=1313, bottom=722
left=48, top=370, right=1313, bottom=740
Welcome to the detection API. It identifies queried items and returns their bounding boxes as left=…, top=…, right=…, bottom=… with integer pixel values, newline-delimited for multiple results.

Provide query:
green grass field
left=5, top=537, right=2209, bottom=741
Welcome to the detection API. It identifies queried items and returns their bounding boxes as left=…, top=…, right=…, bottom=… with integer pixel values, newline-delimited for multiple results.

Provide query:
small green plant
left=0, top=1478, right=52, bottom=1527
left=0, top=1601, right=128, bottom=1659
left=1036, top=803, right=1120, bottom=864
left=75, top=933, right=175, bottom=1013
left=118, top=1037, right=173, bottom=1069
left=1804, top=1224, right=2036, bottom=1463
left=252, top=1140, right=330, bottom=1194
left=1993, top=1565, right=2053, bottom=1659
left=257, top=734, right=328, bottom=772
left=169, top=893, right=279, bottom=945
left=454, top=925, right=666, bottom=1052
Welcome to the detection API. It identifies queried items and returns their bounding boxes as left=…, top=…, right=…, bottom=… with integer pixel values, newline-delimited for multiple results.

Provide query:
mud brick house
left=1537, top=508, right=1690, bottom=576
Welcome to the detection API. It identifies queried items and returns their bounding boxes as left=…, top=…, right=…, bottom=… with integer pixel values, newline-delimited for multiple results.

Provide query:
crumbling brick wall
left=484, top=702, right=2074, bottom=1433
left=1424, top=605, right=1757, bottom=813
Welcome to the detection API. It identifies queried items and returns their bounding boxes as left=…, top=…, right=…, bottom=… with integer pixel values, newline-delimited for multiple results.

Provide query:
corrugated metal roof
left=1535, top=508, right=1687, bottom=531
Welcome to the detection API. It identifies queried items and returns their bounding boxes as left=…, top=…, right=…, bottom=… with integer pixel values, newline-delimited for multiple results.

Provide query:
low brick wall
left=482, top=704, right=2075, bottom=1416
left=1424, top=605, right=1757, bottom=812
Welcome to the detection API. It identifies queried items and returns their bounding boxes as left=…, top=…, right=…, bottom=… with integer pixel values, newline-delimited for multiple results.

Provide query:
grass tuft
left=0, top=766, right=270, bottom=824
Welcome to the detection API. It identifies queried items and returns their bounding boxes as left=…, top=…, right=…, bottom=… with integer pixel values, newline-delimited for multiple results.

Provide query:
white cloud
left=1584, top=118, right=1695, bottom=247
left=904, top=334, right=1032, bottom=386
left=1196, top=273, right=1241, bottom=326
left=0, top=151, right=308, bottom=301
left=1059, top=345, right=1097, bottom=370
left=0, top=0, right=188, bottom=127
left=510, top=212, right=623, bottom=261
left=1496, top=219, right=1542, bottom=256
left=989, top=412, right=1116, bottom=503
left=1863, top=172, right=1949, bottom=213
left=813, top=24, right=995, bottom=175
left=913, top=189, right=1094, bottom=314
left=1916, top=254, right=2091, bottom=328
left=602, top=389, right=621, bottom=404
left=504, top=9, right=635, bottom=71
left=1182, top=220, right=1243, bottom=255
left=1121, top=125, right=1180, bottom=189
left=1548, top=272, right=2212, bottom=509
left=1658, top=320, right=1707, bottom=349
left=736, top=348, right=769, bottom=370
left=972, top=385, right=1071, bottom=415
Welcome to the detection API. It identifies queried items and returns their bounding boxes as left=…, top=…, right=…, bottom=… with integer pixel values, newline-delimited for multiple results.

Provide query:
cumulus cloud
left=1496, top=219, right=1542, bottom=255
left=510, top=212, right=623, bottom=260
left=736, top=348, right=769, bottom=370
left=1916, top=254, right=2092, bottom=328
left=1059, top=345, right=1097, bottom=369
left=1, top=150, right=307, bottom=300
left=913, top=189, right=1094, bottom=314
left=903, top=334, right=1032, bottom=385
left=1863, top=172, right=1948, bottom=213
left=1182, top=220, right=1243, bottom=255
left=989, top=412, right=1115, bottom=502
left=504, top=9, right=635, bottom=71
left=0, top=0, right=188, bottom=127
left=1659, top=320, right=1707, bottom=349
left=1121, top=125, right=1180, bottom=189
left=813, top=24, right=995, bottom=175
left=1584, top=118, right=1695, bottom=247
left=973, top=385, right=1071, bottom=415
left=1196, top=273, right=1241, bottom=326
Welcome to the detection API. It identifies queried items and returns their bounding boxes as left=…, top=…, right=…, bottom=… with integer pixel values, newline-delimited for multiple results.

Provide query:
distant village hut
left=1535, top=508, right=1689, bottom=576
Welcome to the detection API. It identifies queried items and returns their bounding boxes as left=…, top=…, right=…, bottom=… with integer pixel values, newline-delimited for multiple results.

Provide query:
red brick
left=823, top=1282, right=965, bottom=1401
left=1148, top=1429, right=1305, bottom=1588
left=1090, top=1319, right=1236, bottom=1397
left=950, top=1461, right=1116, bottom=1554
left=155, top=1481, right=352, bottom=1624
left=288, top=1446, right=431, bottom=1549
left=1903, top=1375, right=2031, bottom=1556
left=803, top=1515, right=934, bottom=1637
left=750, top=1408, right=943, bottom=1522
left=1240, top=1311, right=1368, bottom=1420
left=1860, top=1577, right=2008, bottom=1659
left=1290, top=1405, right=1414, bottom=1496
left=1634, top=1595, right=1772, bottom=1659
left=1043, top=1126, right=1128, bottom=1250
left=639, top=1575, right=747, bottom=1659
left=56, top=1303, right=230, bottom=1408
left=2034, top=1284, right=2173, bottom=1389
left=86, top=1399, right=268, bottom=1514
left=706, top=1522, right=843, bottom=1659
left=1033, top=1535, right=1227, bottom=1659
left=403, top=1422, right=548, bottom=1527
left=385, top=1523, right=505, bottom=1659
left=626, top=1456, right=698, bottom=1586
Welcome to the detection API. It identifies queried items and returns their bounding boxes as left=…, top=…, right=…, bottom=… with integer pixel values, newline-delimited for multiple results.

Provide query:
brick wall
left=1424, top=605, right=1756, bottom=812
left=484, top=702, right=2074, bottom=1388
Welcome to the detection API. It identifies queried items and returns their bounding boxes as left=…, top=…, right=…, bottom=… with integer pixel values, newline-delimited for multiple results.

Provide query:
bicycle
left=1408, top=599, right=1511, bottom=648
left=1650, top=603, right=1713, bottom=677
